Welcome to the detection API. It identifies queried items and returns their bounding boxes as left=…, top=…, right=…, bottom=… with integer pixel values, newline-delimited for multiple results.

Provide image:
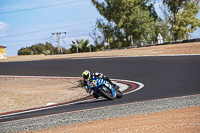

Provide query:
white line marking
left=0, top=98, right=96, bottom=119
left=112, top=79, right=144, bottom=95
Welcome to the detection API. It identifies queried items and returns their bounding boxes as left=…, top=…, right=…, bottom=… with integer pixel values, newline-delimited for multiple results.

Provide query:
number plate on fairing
left=90, top=80, right=97, bottom=88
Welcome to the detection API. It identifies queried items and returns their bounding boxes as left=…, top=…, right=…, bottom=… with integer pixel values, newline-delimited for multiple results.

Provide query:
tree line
left=18, top=43, right=61, bottom=55
left=18, top=39, right=107, bottom=55
left=18, top=0, right=200, bottom=55
left=90, top=0, right=200, bottom=48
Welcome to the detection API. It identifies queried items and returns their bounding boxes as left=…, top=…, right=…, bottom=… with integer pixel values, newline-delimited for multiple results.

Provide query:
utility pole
left=108, top=39, right=110, bottom=50
left=130, top=35, right=134, bottom=47
left=105, top=37, right=110, bottom=50
left=77, top=40, right=80, bottom=53
left=52, top=32, right=66, bottom=54
left=89, top=45, right=91, bottom=52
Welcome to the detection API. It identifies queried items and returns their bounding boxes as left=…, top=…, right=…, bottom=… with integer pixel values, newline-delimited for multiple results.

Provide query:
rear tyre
left=116, top=90, right=123, bottom=98
left=98, top=86, right=114, bottom=100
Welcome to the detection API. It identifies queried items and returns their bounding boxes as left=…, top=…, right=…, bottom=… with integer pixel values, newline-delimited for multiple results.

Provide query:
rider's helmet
left=82, top=70, right=90, bottom=80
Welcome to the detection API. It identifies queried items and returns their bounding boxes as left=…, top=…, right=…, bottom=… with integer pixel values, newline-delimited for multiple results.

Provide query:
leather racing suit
left=83, top=72, right=117, bottom=94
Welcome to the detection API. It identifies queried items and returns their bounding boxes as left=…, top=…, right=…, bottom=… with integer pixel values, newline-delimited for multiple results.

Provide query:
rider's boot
left=85, top=86, right=92, bottom=93
left=112, top=83, right=119, bottom=90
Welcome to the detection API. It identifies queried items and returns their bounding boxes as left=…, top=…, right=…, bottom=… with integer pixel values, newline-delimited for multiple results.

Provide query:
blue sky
left=0, top=0, right=199, bottom=56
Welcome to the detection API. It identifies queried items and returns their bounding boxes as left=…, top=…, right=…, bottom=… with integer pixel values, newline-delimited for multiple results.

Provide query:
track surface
left=0, top=55, right=200, bottom=122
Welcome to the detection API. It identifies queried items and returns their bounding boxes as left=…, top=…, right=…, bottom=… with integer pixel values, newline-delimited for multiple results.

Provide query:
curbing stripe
left=0, top=75, right=144, bottom=118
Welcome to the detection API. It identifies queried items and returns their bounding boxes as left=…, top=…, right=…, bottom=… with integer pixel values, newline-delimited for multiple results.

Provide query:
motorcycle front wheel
left=98, top=86, right=114, bottom=100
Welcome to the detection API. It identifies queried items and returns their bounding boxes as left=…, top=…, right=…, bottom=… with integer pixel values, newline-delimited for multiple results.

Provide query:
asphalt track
left=0, top=55, right=200, bottom=122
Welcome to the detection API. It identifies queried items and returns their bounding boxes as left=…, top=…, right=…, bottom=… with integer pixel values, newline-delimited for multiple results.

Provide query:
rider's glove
left=99, top=73, right=103, bottom=78
left=94, top=72, right=103, bottom=78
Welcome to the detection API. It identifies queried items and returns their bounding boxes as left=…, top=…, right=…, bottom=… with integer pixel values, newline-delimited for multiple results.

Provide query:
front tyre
left=98, top=86, right=114, bottom=100
left=93, top=92, right=100, bottom=99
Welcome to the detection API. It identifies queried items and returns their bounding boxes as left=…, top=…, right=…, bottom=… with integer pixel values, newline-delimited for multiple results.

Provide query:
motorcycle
left=88, top=76, right=123, bottom=100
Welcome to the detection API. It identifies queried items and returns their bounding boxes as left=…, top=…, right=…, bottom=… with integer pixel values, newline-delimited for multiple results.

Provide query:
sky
left=0, top=0, right=200, bottom=56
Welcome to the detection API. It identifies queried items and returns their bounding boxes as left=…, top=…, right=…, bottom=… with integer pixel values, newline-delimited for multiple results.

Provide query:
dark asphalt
left=0, top=55, right=200, bottom=122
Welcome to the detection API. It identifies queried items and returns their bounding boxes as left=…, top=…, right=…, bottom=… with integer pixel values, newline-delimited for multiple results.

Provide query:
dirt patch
left=0, top=77, right=89, bottom=114
left=1, top=42, right=200, bottom=62
left=33, top=106, right=200, bottom=133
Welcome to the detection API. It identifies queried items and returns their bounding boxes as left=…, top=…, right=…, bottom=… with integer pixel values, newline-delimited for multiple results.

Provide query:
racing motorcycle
left=88, top=76, right=123, bottom=100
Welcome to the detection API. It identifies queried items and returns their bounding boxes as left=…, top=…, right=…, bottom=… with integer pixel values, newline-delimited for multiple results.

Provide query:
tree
left=153, top=18, right=172, bottom=43
left=18, top=47, right=31, bottom=55
left=18, top=43, right=59, bottom=55
left=68, top=39, right=90, bottom=53
left=35, top=43, right=45, bottom=54
left=79, top=39, right=90, bottom=52
left=89, top=23, right=105, bottom=50
left=97, top=19, right=125, bottom=48
left=91, top=0, right=157, bottom=47
left=44, top=42, right=59, bottom=55
left=163, top=0, right=200, bottom=40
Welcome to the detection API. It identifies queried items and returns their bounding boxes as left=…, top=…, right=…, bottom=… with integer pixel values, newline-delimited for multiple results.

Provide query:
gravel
left=0, top=94, right=200, bottom=132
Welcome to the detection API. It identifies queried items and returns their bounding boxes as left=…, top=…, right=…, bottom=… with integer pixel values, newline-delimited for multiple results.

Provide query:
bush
left=18, top=43, right=59, bottom=55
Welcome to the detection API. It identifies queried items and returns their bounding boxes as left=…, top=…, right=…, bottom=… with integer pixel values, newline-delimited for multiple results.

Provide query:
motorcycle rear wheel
left=116, top=90, right=123, bottom=98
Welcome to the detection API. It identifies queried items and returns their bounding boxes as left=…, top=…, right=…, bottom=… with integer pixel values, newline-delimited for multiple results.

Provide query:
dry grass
left=0, top=77, right=89, bottom=114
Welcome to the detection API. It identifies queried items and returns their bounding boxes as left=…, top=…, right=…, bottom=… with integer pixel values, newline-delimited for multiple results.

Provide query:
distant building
left=0, top=45, right=7, bottom=59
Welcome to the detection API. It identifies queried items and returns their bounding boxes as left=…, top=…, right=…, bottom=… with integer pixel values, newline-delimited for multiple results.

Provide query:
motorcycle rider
left=82, top=70, right=118, bottom=98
